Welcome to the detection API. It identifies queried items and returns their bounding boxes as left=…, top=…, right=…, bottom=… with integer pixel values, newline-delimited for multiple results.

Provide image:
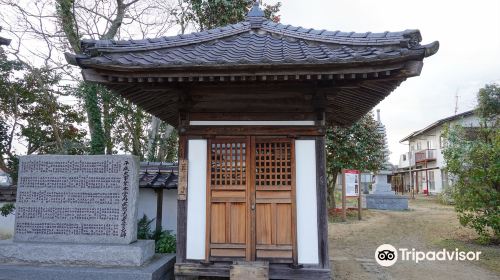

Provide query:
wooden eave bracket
left=400, top=61, right=424, bottom=77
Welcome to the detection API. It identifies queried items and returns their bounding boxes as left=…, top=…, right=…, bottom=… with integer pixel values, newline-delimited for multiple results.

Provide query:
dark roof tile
left=72, top=6, right=437, bottom=69
left=139, top=162, right=178, bottom=189
left=80, top=30, right=429, bottom=68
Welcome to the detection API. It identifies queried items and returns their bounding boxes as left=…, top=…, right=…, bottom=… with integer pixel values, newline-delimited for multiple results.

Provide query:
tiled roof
left=66, top=3, right=439, bottom=128
left=72, top=4, right=438, bottom=69
left=400, top=110, right=476, bottom=142
left=0, top=36, right=10, bottom=46
left=139, top=162, right=177, bottom=189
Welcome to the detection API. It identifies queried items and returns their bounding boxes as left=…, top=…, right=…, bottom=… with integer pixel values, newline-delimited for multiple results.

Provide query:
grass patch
left=435, top=238, right=500, bottom=274
left=328, top=208, right=372, bottom=223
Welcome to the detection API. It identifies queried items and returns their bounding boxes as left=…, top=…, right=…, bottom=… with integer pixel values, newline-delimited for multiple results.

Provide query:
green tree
left=326, top=113, right=386, bottom=208
left=0, top=46, right=24, bottom=174
left=21, top=68, right=87, bottom=155
left=443, top=84, right=500, bottom=242
left=0, top=45, right=87, bottom=182
left=183, top=0, right=281, bottom=31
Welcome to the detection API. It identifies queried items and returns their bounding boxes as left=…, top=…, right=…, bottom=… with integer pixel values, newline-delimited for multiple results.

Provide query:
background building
left=396, top=110, right=479, bottom=194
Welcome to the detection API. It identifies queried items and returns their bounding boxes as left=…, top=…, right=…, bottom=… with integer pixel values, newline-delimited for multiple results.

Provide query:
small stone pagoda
left=67, top=3, right=437, bottom=279
left=366, top=110, right=409, bottom=210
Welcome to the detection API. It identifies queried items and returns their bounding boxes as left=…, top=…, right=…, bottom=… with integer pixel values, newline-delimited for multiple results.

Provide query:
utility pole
left=454, top=89, right=459, bottom=115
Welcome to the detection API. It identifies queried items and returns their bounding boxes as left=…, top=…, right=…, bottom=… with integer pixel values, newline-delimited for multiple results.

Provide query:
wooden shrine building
left=67, top=3, right=438, bottom=279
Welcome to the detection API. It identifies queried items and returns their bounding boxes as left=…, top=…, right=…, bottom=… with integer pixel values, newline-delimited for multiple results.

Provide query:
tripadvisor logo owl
left=375, top=244, right=482, bottom=267
left=375, top=244, right=398, bottom=267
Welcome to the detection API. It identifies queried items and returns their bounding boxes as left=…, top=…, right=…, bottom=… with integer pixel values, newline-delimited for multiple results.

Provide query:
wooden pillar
left=341, top=170, right=346, bottom=222
left=415, top=171, right=419, bottom=194
left=425, top=161, right=429, bottom=196
left=176, top=134, right=188, bottom=263
left=357, top=173, right=362, bottom=221
left=155, top=188, right=164, bottom=231
left=316, top=136, right=329, bottom=269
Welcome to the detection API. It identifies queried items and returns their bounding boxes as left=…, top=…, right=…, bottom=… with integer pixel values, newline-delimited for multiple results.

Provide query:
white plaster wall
left=138, top=188, right=157, bottom=223
left=456, top=114, right=481, bottom=127
left=186, top=139, right=207, bottom=260
left=162, top=189, right=177, bottom=232
left=433, top=169, right=443, bottom=193
left=295, top=140, right=319, bottom=264
left=0, top=202, right=15, bottom=237
left=137, top=189, right=178, bottom=233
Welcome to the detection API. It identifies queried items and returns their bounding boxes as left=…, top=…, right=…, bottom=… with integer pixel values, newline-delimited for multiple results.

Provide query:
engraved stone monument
left=15, top=155, right=138, bottom=244
left=0, top=155, right=175, bottom=280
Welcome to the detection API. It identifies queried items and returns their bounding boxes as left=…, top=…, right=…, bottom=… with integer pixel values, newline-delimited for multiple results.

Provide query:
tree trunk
left=102, top=90, right=113, bottom=154
left=131, top=107, right=143, bottom=159
left=327, top=169, right=340, bottom=209
left=157, top=124, right=174, bottom=161
left=146, top=116, right=161, bottom=161
left=83, top=83, right=105, bottom=155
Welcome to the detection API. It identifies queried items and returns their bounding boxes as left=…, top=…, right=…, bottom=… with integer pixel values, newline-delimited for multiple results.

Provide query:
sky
left=3, top=0, right=499, bottom=162
left=271, top=0, right=500, bottom=164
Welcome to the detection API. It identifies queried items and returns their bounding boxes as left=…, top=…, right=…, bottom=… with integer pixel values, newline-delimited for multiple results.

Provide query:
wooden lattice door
left=207, top=138, right=250, bottom=260
left=206, top=137, right=296, bottom=263
left=254, top=138, right=296, bottom=263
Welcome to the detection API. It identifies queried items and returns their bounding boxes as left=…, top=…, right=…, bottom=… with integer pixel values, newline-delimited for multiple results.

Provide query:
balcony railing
left=415, top=149, right=436, bottom=163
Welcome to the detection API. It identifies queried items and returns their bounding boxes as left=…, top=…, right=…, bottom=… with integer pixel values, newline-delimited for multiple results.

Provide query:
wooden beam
left=155, top=188, right=164, bottom=231
left=175, top=263, right=331, bottom=279
left=230, top=261, right=269, bottom=280
left=88, top=60, right=406, bottom=80
left=179, top=126, right=326, bottom=137
left=189, top=112, right=318, bottom=121
left=176, top=134, right=188, bottom=263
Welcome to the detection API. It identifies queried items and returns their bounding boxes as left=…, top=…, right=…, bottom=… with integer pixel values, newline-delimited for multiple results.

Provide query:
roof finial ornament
left=246, top=0, right=265, bottom=28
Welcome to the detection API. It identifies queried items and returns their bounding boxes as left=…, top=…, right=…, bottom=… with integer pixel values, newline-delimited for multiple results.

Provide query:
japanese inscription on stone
left=14, top=155, right=139, bottom=244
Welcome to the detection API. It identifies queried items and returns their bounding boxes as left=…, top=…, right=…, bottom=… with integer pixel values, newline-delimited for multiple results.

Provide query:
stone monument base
left=0, top=254, right=175, bottom=280
left=365, top=194, right=408, bottom=210
left=0, top=240, right=154, bottom=266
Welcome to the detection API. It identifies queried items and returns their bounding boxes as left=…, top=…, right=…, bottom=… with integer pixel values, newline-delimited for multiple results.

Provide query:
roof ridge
left=261, top=21, right=422, bottom=47
left=81, top=22, right=252, bottom=55
left=399, top=110, right=475, bottom=142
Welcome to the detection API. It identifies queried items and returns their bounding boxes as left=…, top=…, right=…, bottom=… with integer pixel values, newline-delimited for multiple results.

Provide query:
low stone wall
left=365, top=194, right=408, bottom=210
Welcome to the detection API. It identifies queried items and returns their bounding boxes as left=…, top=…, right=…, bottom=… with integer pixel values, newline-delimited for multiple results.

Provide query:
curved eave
left=68, top=48, right=427, bottom=75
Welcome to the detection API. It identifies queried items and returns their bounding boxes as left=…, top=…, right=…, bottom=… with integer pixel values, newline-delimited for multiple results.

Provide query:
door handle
left=251, top=203, right=255, bottom=210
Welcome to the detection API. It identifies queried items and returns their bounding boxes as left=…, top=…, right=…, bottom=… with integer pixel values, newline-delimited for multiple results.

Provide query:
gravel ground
left=329, top=196, right=499, bottom=280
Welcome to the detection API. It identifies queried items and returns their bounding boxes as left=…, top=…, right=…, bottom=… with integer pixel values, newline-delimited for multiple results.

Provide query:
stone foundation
left=0, top=239, right=154, bottom=266
left=0, top=253, right=175, bottom=280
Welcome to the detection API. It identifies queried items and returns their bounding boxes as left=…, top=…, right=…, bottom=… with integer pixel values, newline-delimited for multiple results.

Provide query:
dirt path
left=329, top=196, right=499, bottom=280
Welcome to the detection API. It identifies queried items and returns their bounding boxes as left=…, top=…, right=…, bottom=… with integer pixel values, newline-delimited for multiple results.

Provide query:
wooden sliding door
left=254, top=138, right=296, bottom=263
left=207, top=138, right=250, bottom=260
left=206, top=137, right=296, bottom=263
